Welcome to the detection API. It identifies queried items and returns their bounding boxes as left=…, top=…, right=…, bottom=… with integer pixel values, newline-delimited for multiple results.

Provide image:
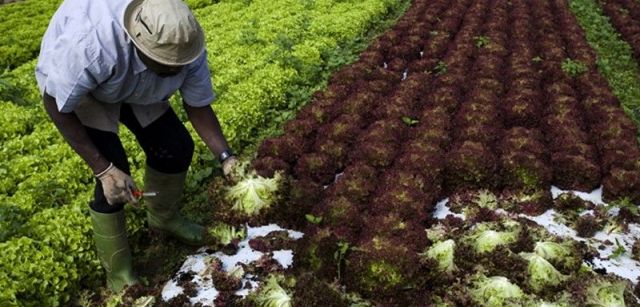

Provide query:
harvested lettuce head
left=470, top=275, right=525, bottom=306
left=585, top=278, right=629, bottom=307
left=519, top=252, right=567, bottom=293
left=534, top=241, right=571, bottom=260
left=533, top=241, right=582, bottom=272
left=469, top=227, right=519, bottom=254
left=422, top=239, right=457, bottom=273
left=225, top=162, right=283, bottom=216
left=254, top=275, right=293, bottom=307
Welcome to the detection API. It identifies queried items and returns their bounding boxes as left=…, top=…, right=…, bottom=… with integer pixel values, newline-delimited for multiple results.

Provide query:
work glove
left=95, top=163, right=138, bottom=205
left=222, top=156, right=239, bottom=181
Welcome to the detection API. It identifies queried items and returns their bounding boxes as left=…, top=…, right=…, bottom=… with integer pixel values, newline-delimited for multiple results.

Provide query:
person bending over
left=36, top=0, right=238, bottom=291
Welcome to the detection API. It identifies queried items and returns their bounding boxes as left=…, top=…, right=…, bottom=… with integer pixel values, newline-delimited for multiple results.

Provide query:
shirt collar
left=131, top=46, right=148, bottom=75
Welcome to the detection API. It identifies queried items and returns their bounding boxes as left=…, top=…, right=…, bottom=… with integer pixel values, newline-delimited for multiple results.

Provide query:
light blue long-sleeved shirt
left=35, top=0, right=215, bottom=116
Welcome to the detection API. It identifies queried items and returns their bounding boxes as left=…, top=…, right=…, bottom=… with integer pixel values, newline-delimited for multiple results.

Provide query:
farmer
left=35, top=0, right=237, bottom=291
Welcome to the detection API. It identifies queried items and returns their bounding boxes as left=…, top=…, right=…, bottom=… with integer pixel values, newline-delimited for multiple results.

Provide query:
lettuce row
left=568, top=0, right=640, bottom=131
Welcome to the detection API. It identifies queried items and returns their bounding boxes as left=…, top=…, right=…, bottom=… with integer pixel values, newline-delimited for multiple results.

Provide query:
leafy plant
left=422, top=239, right=457, bottom=273
left=606, top=197, right=639, bottom=217
left=305, top=214, right=323, bottom=224
left=611, top=238, right=626, bottom=259
left=401, top=116, right=419, bottom=127
left=474, top=36, right=491, bottom=48
left=463, top=223, right=520, bottom=254
left=470, top=275, right=525, bottom=306
left=561, top=58, right=588, bottom=77
left=0, top=75, right=28, bottom=105
left=225, top=167, right=283, bottom=216
left=519, top=253, right=568, bottom=292
left=433, top=61, right=448, bottom=75
left=207, top=222, right=247, bottom=246
left=0, top=0, right=63, bottom=69
left=334, top=241, right=350, bottom=280
left=585, top=278, right=628, bottom=306
left=254, top=275, right=293, bottom=307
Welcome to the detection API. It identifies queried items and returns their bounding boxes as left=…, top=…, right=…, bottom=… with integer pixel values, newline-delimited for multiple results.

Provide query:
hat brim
left=123, top=0, right=204, bottom=66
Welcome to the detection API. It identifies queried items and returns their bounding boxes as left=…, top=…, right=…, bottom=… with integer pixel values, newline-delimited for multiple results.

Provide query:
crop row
left=249, top=0, right=640, bottom=303
left=0, top=0, right=410, bottom=304
left=548, top=0, right=640, bottom=203
left=196, top=0, right=409, bottom=152
left=304, top=0, right=462, bottom=302
left=254, top=0, right=487, bottom=302
left=568, top=0, right=640, bottom=129
left=598, top=0, right=640, bottom=60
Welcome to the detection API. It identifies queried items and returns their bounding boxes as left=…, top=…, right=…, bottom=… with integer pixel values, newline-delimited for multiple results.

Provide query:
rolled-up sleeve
left=180, top=51, right=215, bottom=107
left=40, top=21, right=113, bottom=113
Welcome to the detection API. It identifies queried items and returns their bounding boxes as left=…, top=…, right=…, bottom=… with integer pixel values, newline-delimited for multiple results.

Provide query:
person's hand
left=222, top=156, right=239, bottom=180
left=95, top=163, right=138, bottom=205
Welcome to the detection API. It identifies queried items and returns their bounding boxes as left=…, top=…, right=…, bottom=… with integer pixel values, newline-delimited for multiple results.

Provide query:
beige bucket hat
left=123, top=0, right=205, bottom=66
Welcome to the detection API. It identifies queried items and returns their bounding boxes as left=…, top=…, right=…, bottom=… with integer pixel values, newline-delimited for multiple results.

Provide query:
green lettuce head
left=255, top=275, right=292, bottom=307
left=225, top=165, right=283, bottom=216
left=519, top=252, right=567, bottom=293
left=422, top=239, right=457, bottom=273
left=470, top=275, right=525, bottom=307
left=585, top=278, right=628, bottom=307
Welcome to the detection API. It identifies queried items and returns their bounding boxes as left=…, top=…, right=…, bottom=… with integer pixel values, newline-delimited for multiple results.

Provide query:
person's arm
left=43, top=93, right=110, bottom=174
left=183, top=103, right=239, bottom=178
left=43, top=93, right=137, bottom=204
left=183, top=102, right=230, bottom=158
left=180, top=52, right=238, bottom=176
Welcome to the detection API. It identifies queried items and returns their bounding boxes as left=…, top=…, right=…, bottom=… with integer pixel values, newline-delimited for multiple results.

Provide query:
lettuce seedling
left=207, top=222, right=247, bottom=246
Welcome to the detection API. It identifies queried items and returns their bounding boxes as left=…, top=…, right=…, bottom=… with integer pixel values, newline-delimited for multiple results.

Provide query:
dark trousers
left=85, top=104, right=194, bottom=213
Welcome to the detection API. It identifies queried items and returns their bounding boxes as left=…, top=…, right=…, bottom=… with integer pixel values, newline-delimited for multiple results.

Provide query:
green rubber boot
left=144, top=166, right=205, bottom=246
left=89, top=209, right=139, bottom=292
